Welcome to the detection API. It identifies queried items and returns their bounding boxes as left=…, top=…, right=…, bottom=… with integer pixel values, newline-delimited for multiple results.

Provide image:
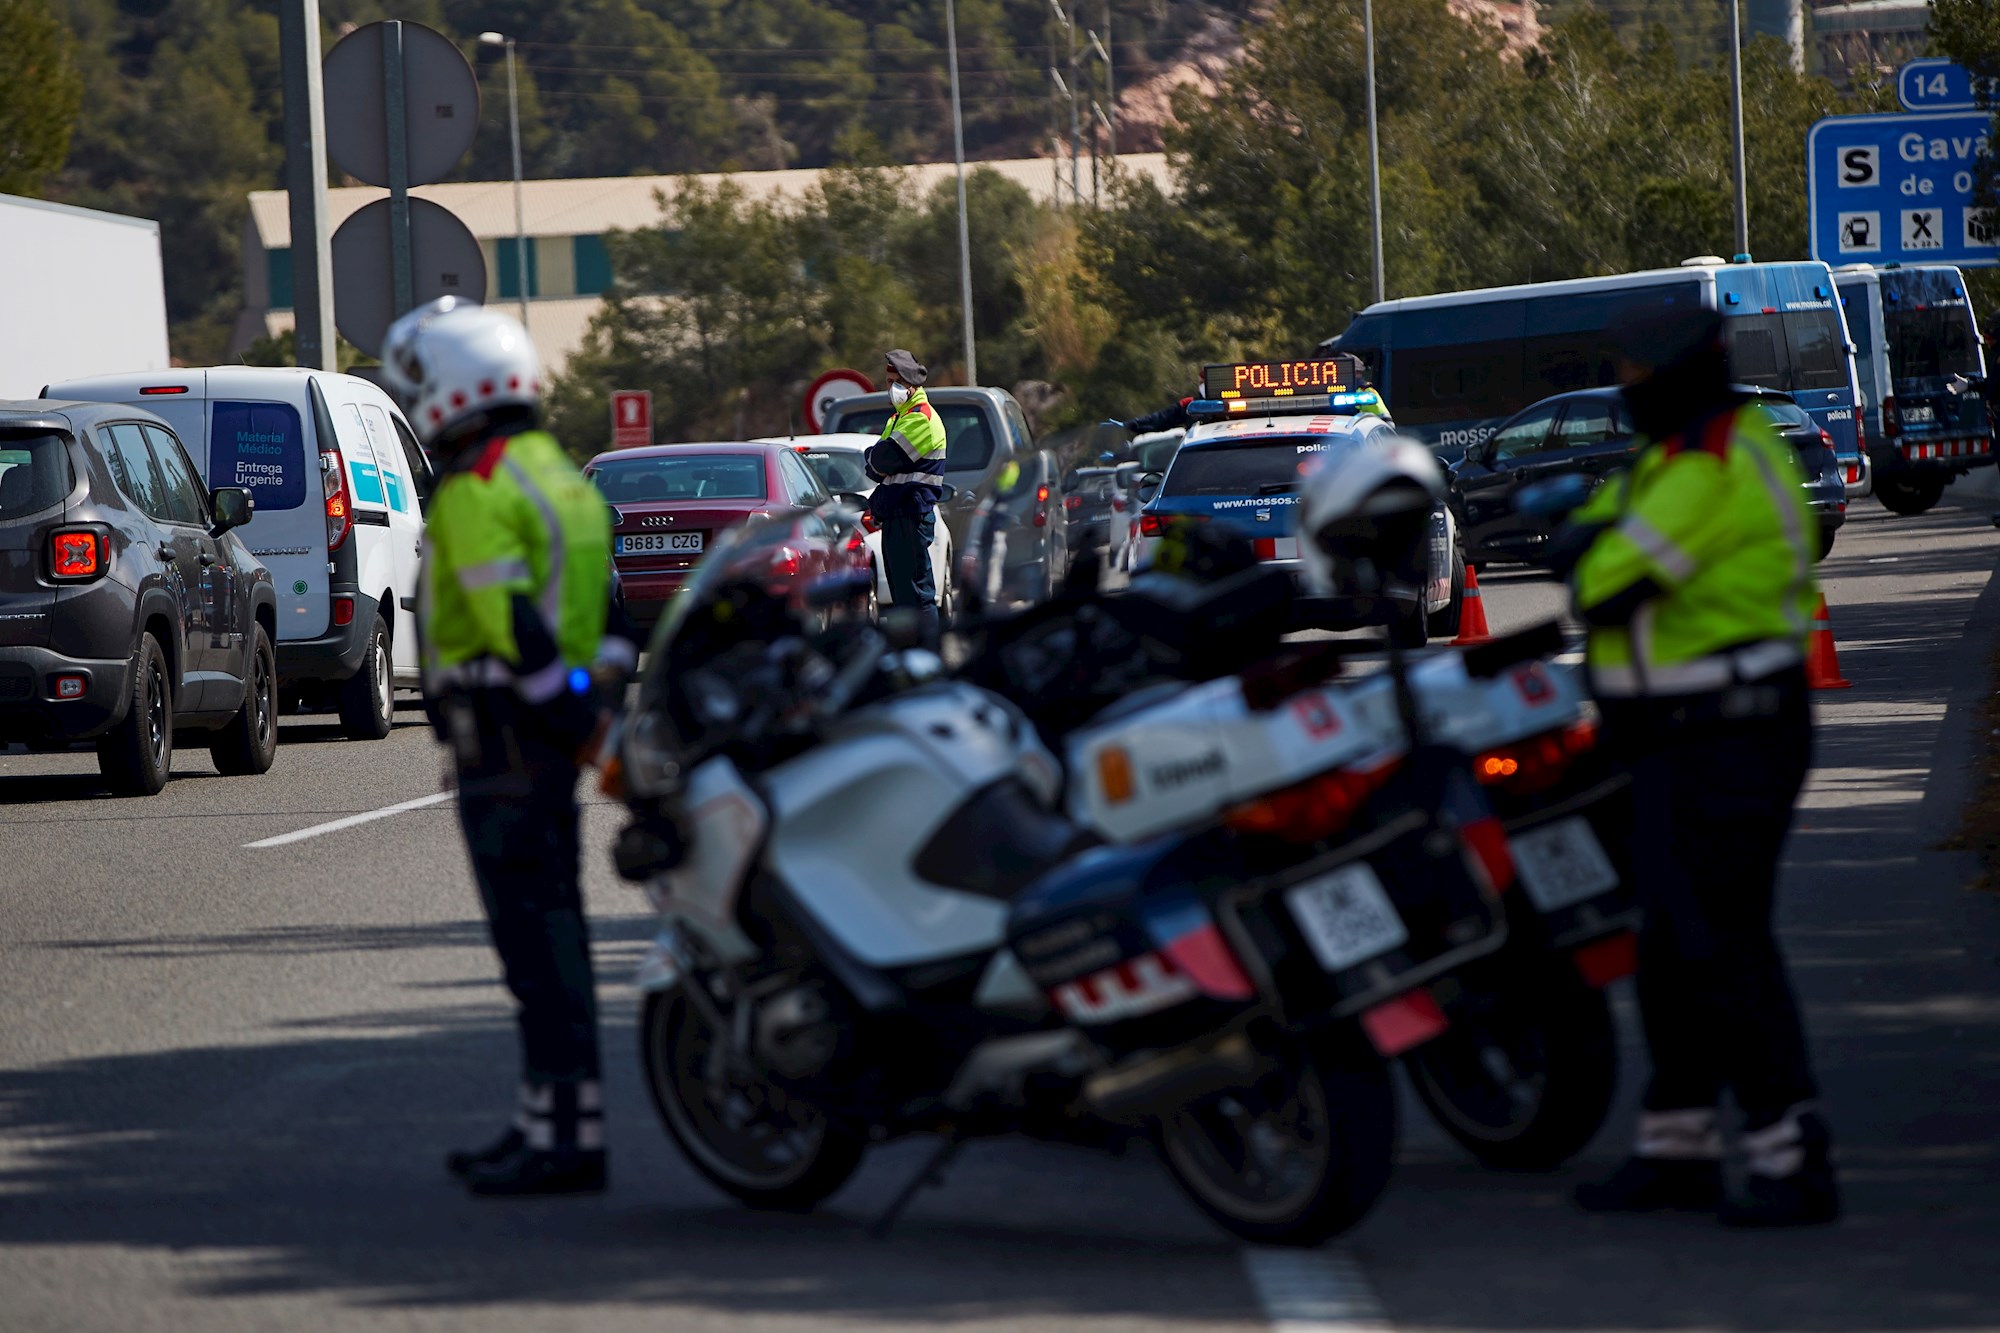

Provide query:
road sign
left=803, top=369, right=875, bottom=432
left=1898, top=58, right=1997, bottom=113
left=611, top=391, right=653, bottom=450
left=331, top=197, right=487, bottom=356
left=323, top=21, right=480, bottom=188
left=1807, top=110, right=1998, bottom=268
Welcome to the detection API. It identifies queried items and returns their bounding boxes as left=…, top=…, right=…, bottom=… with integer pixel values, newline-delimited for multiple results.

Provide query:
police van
left=1134, top=357, right=1462, bottom=646
left=45, top=368, right=430, bottom=739
left=1320, top=258, right=1867, bottom=487
left=1834, top=263, right=1991, bottom=515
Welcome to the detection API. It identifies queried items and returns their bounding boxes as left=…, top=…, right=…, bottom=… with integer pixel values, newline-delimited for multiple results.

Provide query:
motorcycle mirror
left=1514, top=473, right=1593, bottom=520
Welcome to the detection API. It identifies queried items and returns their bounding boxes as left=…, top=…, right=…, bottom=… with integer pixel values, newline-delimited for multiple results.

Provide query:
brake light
left=139, top=385, right=189, bottom=395
left=1473, top=719, right=1597, bottom=797
left=1223, top=755, right=1402, bottom=843
left=1064, top=494, right=1084, bottom=510
left=53, top=674, right=87, bottom=700
left=1036, top=484, right=1050, bottom=503
left=1112, top=498, right=1126, bottom=512
left=49, top=530, right=101, bottom=579
left=772, top=548, right=801, bottom=577
left=321, top=440, right=352, bottom=551
left=859, top=510, right=880, bottom=534
left=1033, top=508, right=1048, bottom=528
left=1882, top=395, right=1901, bottom=439
left=332, top=595, right=355, bottom=627
left=1138, top=512, right=1164, bottom=537
left=1820, top=429, right=1835, bottom=450
left=845, top=531, right=866, bottom=554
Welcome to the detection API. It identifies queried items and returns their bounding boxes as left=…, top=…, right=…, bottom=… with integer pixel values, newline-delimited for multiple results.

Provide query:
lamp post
left=945, top=0, right=978, bottom=385
left=478, top=31, right=529, bottom=325
left=1363, top=0, right=1385, bottom=305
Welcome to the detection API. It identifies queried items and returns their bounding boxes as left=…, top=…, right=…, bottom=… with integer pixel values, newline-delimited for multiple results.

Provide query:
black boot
left=445, top=1126, right=523, bottom=1181
left=1721, top=1110, right=1839, bottom=1228
left=461, top=1080, right=607, bottom=1197
left=463, top=1143, right=607, bottom=1197
left=1574, top=1156, right=1723, bottom=1213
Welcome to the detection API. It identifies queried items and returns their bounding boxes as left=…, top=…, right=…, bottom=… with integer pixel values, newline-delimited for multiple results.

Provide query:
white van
left=44, top=368, right=430, bottom=739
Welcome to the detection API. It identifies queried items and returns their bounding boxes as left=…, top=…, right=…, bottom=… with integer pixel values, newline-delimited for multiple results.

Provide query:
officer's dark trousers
left=882, top=509, right=940, bottom=644
left=452, top=693, right=602, bottom=1087
left=1601, top=665, right=1818, bottom=1131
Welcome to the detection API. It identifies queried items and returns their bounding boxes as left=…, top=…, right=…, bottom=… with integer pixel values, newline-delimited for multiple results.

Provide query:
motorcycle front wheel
left=1155, top=1036, right=1397, bottom=1247
left=1406, top=968, right=1617, bottom=1172
left=642, top=989, right=866, bottom=1211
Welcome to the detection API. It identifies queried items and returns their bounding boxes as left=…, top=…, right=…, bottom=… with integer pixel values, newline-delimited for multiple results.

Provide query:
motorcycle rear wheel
left=642, top=989, right=866, bottom=1211
left=1155, top=1037, right=1397, bottom=1247
left=1406, top=969, right=1617, bottom=1172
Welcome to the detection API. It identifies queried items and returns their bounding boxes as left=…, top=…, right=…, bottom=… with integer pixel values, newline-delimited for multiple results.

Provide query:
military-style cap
left=884, top=348, right=928, bottom=386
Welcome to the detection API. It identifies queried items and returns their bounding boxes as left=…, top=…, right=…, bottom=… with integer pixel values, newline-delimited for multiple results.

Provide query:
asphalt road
left=1, top=498, right=1997, bottom=1331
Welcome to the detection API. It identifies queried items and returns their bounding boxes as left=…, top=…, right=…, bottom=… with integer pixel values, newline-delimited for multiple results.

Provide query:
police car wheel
left=1428, top=555, right=1466, bottom=639
left=1876, top=474, right=1944, bottom=517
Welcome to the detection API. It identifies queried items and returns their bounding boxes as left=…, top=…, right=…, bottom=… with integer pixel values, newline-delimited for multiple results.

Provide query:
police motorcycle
left=608, top=505, right=1497, bottom=1245
left=962, top=404, right=1640, bottom=1176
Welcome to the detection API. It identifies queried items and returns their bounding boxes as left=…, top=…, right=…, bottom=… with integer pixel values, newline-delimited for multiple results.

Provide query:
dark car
left=1449, top=386, right=1845, bottom=565
left=0, top=402, right=278, bottom=794
left=1060, top=465, right=1127, bottom=557
left=584, top=442, right=868, bottom=629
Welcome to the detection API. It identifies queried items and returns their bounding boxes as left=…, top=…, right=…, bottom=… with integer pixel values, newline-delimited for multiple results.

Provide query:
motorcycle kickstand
left=868, top=1133, right=966, bottom=1239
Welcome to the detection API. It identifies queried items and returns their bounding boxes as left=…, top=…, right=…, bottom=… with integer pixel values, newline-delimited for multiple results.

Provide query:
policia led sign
left=1201, top=355, right=1365, bottom=400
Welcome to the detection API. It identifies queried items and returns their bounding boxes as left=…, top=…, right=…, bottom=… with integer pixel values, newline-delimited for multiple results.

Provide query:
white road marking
left=1242, top=1247, right=1392, bottom=1332
left=243, top=791, right=454, bottom=848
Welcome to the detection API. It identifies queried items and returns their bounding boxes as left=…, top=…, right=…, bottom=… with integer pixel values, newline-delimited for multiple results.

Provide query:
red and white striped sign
left=1900, top=436, right=1991, bottom=461
left=1051, top=952, right=1197, bottom=1025
left=1252, top=536, right=1301, bottom=561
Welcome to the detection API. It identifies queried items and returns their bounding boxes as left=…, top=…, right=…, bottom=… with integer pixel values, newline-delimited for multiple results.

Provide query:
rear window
left=0, top=432, right=73, bottom=517
left=1752, top=400, right=1813, bottom=431
left=1162, top=440, right=1330, bottom=497
left=210, top=401, right=308, bottom=512
left=799, top=449, right=872, bottom=493
left=1885, top=306, right=1982, bottom=380
left=590, top=454, right=766, bottom=502
left=830, top=403, right=996, bottom=472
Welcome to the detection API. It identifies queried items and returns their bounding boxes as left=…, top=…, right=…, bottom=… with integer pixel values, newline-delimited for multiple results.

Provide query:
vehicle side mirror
left=1137, top=471, right=1164, bottom=503
left=938, top=482, right=958, bottom=503
left=832, top=490, right=870, bottom=510
left=210, top=486, right=253, bottom=535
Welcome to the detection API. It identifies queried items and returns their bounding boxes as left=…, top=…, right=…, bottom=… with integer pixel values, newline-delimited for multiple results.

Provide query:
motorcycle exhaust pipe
left=1084, top=1032, right=1262, bottom=1124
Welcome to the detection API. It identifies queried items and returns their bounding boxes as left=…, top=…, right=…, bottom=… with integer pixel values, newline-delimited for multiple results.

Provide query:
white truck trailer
left=0, top=193, right=170, bottom=399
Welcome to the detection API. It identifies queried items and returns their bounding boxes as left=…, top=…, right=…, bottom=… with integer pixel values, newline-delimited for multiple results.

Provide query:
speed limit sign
left=803, top=368, right=876, bottom=433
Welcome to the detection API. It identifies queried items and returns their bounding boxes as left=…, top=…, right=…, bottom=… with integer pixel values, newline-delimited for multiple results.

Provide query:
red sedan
left=584, top=442, right=866, bottom=629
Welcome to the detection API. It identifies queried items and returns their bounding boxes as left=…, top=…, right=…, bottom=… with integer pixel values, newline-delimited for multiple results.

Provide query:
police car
left=1136, top=357, right=1465, bottom=645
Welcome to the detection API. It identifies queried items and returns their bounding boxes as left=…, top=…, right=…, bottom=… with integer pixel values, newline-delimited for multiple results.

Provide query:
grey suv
left=0, top=402, right=277, bottom=794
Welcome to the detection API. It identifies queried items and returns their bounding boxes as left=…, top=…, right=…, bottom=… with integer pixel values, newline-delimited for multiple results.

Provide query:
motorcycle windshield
left=636, top=503, right=860, bottom=699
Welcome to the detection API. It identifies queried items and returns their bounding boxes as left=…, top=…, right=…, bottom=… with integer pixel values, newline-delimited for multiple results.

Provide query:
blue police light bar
left=1186, top=391, right=1374, bottom=421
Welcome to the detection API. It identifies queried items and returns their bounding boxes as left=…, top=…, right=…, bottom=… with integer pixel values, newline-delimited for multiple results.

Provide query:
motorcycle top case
left=1345, top=651, right=1590, bottom=757
left=1066, top=675, right=1391, bottom=844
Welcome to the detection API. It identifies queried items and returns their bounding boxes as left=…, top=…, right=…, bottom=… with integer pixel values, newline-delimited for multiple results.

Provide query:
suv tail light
left=1223, top=756, right=1402, bottom=843
left=321, top=439, right=352, bottom=551
left=1138, top=512, right=1164, bottom=537
left=1064, top=494, right=1084, bottom=511
left=1473, top=719, right=1598, bottom=796
left=49, top=529, right=104, bottom=581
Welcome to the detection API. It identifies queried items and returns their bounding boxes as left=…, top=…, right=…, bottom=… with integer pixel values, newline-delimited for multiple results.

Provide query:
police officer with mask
left=1557, top=306, right=1839, bottom=1228
left=382, top=297, right=634, bottom=1197
left=865, top=348, right=948, bottom=645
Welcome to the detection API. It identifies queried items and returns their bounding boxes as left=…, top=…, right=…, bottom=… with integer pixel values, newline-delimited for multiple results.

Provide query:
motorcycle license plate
left=618, top=532, right=705, bottom=555
left=1510, top=816, right=1619, bottom=913
left=1285, top=864, right=1408, bottom=973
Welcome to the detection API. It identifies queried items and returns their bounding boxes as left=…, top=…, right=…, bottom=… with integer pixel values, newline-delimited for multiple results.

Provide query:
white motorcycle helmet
left=380, top=296, right=543, bottom=446
left=1296, top=433, right=1447, bottom=600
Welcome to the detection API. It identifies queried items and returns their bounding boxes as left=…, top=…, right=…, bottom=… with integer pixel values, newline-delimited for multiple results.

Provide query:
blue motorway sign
left=1898, top=59, right=1994, bottom=112
left=1807, top=110, right=1998, bottom=268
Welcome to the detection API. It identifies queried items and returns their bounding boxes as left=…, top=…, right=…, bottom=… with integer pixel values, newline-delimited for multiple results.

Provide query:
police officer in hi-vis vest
left=864, top=349, right=948, bottom=646
left=381, top=298, right=635, bottom=1197
left=1557, top=305, right=1838, bottom=1228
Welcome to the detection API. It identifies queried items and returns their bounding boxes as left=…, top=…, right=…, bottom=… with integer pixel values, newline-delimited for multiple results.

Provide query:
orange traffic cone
left=1805, top=593, right=1852, bottom=690
left=1453, top=564, right=1492, bottom=645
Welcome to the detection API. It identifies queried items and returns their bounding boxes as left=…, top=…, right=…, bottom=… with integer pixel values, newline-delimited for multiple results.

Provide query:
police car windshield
left=1161, top=441, right=1327, bottom=497
left=590, top=454, right=766, bottom=502
left=831, top=405, right=994, bottom=472
left=799, top=449, right=872, bottom=493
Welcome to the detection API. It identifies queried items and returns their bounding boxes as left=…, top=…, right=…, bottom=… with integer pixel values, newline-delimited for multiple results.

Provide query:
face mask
left=889, top=383, right=911, bottom=407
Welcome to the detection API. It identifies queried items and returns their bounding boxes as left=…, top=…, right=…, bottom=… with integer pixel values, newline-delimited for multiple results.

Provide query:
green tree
left=0, top=0, right=84, bottom=196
